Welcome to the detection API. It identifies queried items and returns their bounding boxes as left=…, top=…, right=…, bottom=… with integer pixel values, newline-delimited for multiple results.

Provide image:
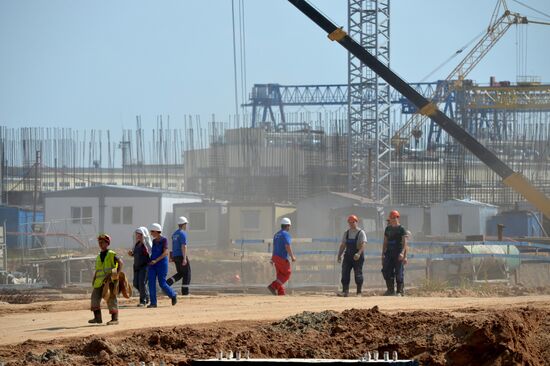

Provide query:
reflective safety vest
left=93, top=250, right=118, bottom=288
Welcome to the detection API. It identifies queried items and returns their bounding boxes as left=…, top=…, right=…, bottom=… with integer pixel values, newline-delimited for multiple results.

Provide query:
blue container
left=487, top=210, right=543, bottom=238
left=0, top=205, right=44, bottom=249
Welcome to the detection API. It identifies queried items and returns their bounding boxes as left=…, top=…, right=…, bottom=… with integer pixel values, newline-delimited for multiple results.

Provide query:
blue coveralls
left=382, top=225, right=406, bottom=289
left=148, top=236, right=177, bottom=305
left=341, top=230, right=364, bottom=294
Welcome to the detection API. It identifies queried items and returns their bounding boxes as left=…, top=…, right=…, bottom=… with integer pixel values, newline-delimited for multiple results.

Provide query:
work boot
left=396, top=283, right=405, bottom=297
left=337, top=286, right=349, bottom=297
left=383, top=280, right=395, bottom=296
left=166, top=277, right=174, bottom=286
left=356, top=285, right=362, bottom=297
left=106, top=313, right=118, bottom=325
left=88, top=310, right=102, bottom=324
left=147, top=304, right=157, bottom=308
left=171, top=296, right=178, bottom=306
left=267, top=285, right=277, bottom=296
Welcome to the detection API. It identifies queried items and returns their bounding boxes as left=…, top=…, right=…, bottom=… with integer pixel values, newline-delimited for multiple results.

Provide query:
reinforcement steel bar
left=287, top=0, right=550, bottom=219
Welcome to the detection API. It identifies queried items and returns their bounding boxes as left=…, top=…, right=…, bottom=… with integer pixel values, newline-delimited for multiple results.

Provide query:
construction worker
left=147, top=223, right=178, bottom=308
left=167, top=216, right=191, bottom=295
left=127, top=227, right=151, bottom=306
left=381, top=210, right=409, bottom=296
left=89, top=233, right=123, bottom=325
left=337, top=215, right=367, bottom=297
left=267, top=217, right=296, bottom=296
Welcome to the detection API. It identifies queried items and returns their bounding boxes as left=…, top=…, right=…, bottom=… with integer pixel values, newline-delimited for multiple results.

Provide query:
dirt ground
left=1, top=292, right=550, bottom=365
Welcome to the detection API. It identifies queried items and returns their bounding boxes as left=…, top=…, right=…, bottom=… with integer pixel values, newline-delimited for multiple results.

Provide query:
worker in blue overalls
left=147, top=223, right=177, bottom=308
left=381, top=210, right=409, bottom=296
left=337, top=215, right=367, bottom=297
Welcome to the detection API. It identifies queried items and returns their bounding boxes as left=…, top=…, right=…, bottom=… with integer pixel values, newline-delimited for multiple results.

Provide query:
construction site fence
left=226, top=238, right=550, bottom=290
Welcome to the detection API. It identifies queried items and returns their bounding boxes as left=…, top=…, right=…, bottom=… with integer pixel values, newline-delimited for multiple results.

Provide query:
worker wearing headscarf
left=89, top=233, right=123, bottom=325
left=127, top=227, right=151, bottom=306
left=147, top=223, right=178, bottom=308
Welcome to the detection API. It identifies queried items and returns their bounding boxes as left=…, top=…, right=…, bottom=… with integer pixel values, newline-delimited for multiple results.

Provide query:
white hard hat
left=177, top=216, right=188, bottom=225
left=149, top=223, right=162, bottom=232
left=280, top=217, right=292, bottom=226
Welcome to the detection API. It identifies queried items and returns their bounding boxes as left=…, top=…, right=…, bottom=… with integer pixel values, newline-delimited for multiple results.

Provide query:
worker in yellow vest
left=89, top=233, right=124, bottom=325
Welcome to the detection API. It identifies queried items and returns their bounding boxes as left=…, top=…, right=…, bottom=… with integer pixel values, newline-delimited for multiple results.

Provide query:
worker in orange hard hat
left=381, top=210, right=409, bottom=296
left=89, top=233, right=124, bottom=325
left=336, top=214, right=367, bottom=297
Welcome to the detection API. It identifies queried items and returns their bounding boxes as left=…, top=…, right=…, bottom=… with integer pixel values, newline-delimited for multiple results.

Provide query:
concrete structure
left=44, top=185, right=202, bottom=248
left=173, top=201, right=229, bottom=248
left=228, top=202, right=296, bottom=241
left=430, top=199, right=498, bottom=238
left=297, top=192, right=383, bottom=239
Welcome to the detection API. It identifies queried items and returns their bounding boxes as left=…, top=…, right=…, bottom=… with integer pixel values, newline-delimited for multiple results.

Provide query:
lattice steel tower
left=347, top=0, right=391, bottom=203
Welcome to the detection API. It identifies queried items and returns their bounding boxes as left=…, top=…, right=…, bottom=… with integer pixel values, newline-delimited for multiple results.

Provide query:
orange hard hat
left=97, top=233, right=111, bottom=245
left=388, top=210, right=400, bottom=219
left=347, top=215, right=359, bottom=223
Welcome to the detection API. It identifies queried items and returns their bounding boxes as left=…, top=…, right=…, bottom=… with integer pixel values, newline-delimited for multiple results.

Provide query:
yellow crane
left=288, top=0, right=550, bottom=220
left=391, top=0, right=550, bottom=150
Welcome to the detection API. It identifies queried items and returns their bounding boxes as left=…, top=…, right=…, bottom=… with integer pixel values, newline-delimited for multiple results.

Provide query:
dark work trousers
left=171, top=256, right=191, bottom=295
left=133, top=266, right=149, bottom=304
left=382, top=252, right=404, bottom=286
left=341, top=255, right=364, bottom=293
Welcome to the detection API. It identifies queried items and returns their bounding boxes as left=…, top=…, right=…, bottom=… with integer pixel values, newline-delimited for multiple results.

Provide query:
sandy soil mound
left=1, top=306, right=549, bottom=365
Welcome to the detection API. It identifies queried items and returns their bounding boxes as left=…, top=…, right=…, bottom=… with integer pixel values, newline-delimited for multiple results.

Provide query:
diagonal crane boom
left=287, top=0, right=550, bottom=220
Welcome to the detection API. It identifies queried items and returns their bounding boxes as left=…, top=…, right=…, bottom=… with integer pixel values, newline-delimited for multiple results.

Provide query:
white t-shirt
left=341, top=228, right=367, bottom=245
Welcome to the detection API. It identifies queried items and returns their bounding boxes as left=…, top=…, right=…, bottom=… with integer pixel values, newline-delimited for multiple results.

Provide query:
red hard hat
left=388, top=210, right=400, bottom=219
left=97, top=233, right=111, bottom=245
left=347, top=215, right=359, bottom=223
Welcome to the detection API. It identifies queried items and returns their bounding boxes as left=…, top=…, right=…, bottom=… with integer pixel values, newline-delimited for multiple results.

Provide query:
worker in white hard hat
left=147, top=223, right=177, bottom=307
left=267, top=217, right=296, bottom=296
left=166, top=216, right=191, bottom=295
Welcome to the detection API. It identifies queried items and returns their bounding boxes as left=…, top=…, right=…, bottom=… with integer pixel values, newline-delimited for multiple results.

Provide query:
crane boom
left=392, top=4, right=528, bottom=147
left=287, top=0, right=550, bottom=220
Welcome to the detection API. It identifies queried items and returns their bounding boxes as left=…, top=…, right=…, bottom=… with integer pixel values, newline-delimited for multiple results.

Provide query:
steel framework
left=347, top=0, right=391, bottom=202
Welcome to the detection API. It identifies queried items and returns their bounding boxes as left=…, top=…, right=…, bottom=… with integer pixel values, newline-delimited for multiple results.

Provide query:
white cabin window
left=189, top=211, right=206, bottom=231
left=112, top=206, right=133, bottom=225
left=448, top=214, right=462, bottom=233
left=71, top=206, right=92, bottom=224
left=241, top=210, right=260, bottom=230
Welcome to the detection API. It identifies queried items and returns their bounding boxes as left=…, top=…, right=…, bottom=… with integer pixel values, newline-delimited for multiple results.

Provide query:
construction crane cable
left=239, top=0, right=248, bottom=117
left=420, top=28, right=486, bottom=82
left=231, top=0, right=240, bottom=125
left=512, top=0, right=550, bottom=20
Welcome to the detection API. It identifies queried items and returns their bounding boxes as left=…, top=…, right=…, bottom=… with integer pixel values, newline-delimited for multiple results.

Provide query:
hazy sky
left=1, top=0, right=549, bottom=130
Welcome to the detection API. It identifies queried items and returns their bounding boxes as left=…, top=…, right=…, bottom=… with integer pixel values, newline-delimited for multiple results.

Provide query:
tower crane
left=287, top=0, right=550, bottom=220
left=390, top=0, right=550, bottom=150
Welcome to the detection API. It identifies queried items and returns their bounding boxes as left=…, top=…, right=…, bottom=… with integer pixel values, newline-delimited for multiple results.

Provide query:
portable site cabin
left=228, top=202, right=296, bottom=241
left=487, top=210, right=545, bottom=238
left=173, top=201, right=229, bottom=248
left=297, top=192, right=383, bottom=239
left=0, top=205, right=44, bottom=249
left=44, top=185, right=202, bottom=248
left=430, top=199, right=498, bottom=238
left=383, top=204, right=430, bottom=237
